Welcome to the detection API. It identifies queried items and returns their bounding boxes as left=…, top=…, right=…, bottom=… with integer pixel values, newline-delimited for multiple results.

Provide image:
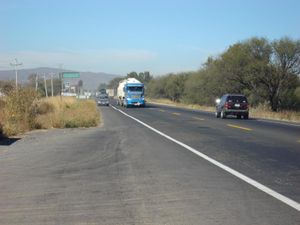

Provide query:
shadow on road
left=144, top=104, right=159, bottom=109
left=0, top=134, right=21, bottom=146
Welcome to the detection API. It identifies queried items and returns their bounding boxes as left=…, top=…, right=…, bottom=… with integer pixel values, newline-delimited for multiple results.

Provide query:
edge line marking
left=111, top=105, right=300, bottom=212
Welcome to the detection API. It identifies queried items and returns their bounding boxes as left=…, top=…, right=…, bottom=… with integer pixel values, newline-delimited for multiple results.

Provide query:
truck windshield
left=128, top=86, right=143, bottom=92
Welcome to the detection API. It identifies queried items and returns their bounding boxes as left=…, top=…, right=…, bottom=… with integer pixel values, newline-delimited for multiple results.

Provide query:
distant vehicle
left=117, top=78, right=145, bottom=107
left=99, top=89, right=107, bottom=95
left=106, top=88, right=115, bottom=97
left=97, top=94, right=109, bottom=106
left=215, top=94, right=249, bottom=119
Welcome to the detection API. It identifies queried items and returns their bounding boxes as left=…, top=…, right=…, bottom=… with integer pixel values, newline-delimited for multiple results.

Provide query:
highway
left=0, top=100, right=299, bottom=224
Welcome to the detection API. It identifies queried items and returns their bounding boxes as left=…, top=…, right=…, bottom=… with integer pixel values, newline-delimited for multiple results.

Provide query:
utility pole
left=51, top=73, right=54, bottom=97
left=59, top=64, right=64, bottom=101
left=44, top=73, right=48, bottom=98
left=35, top=73, right=39, bottom=92
left=51, top=74, right=54, bottom=97
left=10, top=58, right=23, bottom=89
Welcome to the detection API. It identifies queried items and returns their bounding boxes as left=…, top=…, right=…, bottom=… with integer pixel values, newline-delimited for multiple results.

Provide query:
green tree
left=127, top=71, right=139, bottom=79
left=126, top=71, right=153, bottom=84
left=107, top=77, right=124, bottom=89
left=146, top=76, right=168, bottom=98
left=124, top=37, right=300, bottom=111
left=268, top=37, right=300, bottom=111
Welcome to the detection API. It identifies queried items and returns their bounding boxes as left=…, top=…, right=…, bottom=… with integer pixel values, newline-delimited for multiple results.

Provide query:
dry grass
left=147, top=98, right=300, bottom=123
left=2, top=88, right=38, bottom=136
left=1, top=90, right=100, bottom=137
left=0, top=97, right=5, bottom=135
left=35, top=97, right=100, bottom=129
left=250, top=104, right=300, bottom=123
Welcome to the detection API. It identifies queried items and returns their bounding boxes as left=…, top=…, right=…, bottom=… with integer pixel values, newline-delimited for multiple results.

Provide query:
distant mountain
left=0, top=67, right=119, bottom=90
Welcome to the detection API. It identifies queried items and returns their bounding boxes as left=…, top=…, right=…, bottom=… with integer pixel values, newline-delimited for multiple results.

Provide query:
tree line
left=146, top=37, right=300, bottom=111
left=107, top=71, right=153, bottom=90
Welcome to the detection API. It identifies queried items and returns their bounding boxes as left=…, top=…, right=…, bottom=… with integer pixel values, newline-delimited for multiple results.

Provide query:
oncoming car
left=97, top=95, right=109, bottom=106
left=215, top=94, right=249, bottom=119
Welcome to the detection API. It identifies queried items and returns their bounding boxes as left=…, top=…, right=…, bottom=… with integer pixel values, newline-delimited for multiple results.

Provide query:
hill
left=0, top=67, right=119, bottom=90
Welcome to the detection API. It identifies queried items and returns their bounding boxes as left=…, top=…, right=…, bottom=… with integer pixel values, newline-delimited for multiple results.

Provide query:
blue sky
left=1, top=0, right=300, bottom=75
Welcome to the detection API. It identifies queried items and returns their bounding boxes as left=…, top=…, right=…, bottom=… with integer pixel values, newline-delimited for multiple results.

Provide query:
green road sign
left=62, top=72, right=80, bottom=78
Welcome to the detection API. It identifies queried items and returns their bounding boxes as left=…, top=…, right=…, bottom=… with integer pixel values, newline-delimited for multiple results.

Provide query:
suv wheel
left=215, top=111, right=220, bottom=118
left=221, top=111, right=226, bottom=119
left=244, top=113, right=249, bottom=119
left=237, top=115, right=241, bottom=119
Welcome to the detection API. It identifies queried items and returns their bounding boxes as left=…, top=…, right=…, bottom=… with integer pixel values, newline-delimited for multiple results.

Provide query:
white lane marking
left=111, top=105, right=300, bottom=212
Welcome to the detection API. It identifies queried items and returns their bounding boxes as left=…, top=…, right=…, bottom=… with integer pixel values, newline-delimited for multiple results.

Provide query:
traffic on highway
left=1, top=1, right=300, bottom=224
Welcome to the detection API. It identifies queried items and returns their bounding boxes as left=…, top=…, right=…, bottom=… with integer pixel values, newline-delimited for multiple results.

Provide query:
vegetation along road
left=0, top=99, right=299, bottom=225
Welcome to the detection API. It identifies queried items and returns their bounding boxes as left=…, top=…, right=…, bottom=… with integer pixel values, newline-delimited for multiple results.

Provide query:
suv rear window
left=227, top=96, right=247, bottom=103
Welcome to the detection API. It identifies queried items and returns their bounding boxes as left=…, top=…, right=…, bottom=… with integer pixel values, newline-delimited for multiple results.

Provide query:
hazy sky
left=1, top=0, right=300, bottom=75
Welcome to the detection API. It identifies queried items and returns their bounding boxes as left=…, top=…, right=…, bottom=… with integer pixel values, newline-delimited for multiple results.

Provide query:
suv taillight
left=224, top=102, right=233, bottom=109
left=241, top=103, right=248, bottom=110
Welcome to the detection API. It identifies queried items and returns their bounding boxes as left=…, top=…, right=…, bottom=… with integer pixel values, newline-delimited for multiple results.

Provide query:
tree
left=107, top=77, right=124, bottom=89
left=127, top=71, right=139, bottom=79
left=164, top=73, right=188, bottom=102
left=78, top=80, right=83, bottom=88
left=142, top=71, right=152, bottom=83
left=126, top=71, right=153, bottom=84
left=204, top=37, right=300, bottom=111
left=258, top=38, right=300, bottom=111
left=116, top=37, right=300, bottom=111
left=146, top=76, right=169, bottom=98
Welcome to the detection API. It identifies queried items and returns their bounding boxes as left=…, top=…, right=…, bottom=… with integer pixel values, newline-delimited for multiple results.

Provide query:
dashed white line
left=111, top=105, right=300, bottom=212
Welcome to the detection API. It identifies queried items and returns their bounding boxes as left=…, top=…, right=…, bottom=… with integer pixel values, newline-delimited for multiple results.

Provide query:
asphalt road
left=0, top=101, right=299, bottom=224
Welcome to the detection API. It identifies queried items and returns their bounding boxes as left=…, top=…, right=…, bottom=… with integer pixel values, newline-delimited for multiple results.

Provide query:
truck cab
left=117, top=78, right=145, bottom=107
left=123, top=83, right=145, bottom=107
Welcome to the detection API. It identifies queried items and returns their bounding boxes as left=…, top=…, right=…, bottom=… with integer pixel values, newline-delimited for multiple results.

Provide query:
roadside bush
left=0, top=98, right=5, bottom=136
left=3, top=88, right=39, bottom=136
left=0, top=90, right=100, bottom=136
left=36, top=101, right=55, bottom=115
left=35, top=97, right=100, bottom=129
left=59, top=99, right=99, bottom=128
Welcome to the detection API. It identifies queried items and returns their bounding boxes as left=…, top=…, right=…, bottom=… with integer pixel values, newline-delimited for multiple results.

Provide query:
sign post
left=61, top=72, right=81, bottom=100
left=62, top=72, right=80, bottom=79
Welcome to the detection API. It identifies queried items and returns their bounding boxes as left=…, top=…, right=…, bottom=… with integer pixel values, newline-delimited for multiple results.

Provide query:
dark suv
left=215, top=94, right=249, bottom=119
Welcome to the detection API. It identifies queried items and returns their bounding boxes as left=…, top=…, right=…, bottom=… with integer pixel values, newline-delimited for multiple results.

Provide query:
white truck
left=117, top=78, right=145, bottom=107
left=106, top=88, right=115, bottom=97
